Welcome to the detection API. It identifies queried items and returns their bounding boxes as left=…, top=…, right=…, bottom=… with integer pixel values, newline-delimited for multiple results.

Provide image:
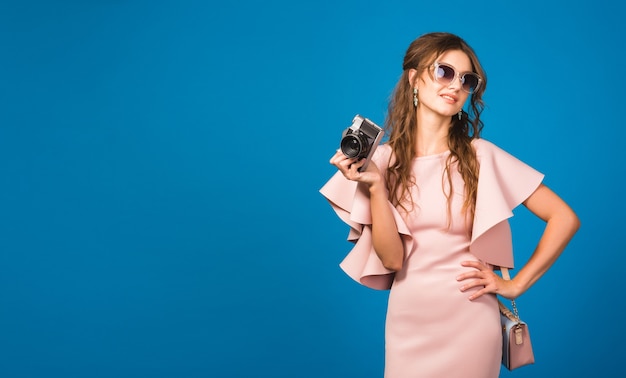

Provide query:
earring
left=457, top=110, right=462, bottom=120
left=413, top=88, right=418, bottom=107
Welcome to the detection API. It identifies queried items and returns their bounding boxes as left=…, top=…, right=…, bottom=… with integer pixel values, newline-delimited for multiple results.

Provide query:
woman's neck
left=415, top=110, right=452, bottom=156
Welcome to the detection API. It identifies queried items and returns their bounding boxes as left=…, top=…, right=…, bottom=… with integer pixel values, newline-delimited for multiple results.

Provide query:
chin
left=437, top=111, right=457, bottom=118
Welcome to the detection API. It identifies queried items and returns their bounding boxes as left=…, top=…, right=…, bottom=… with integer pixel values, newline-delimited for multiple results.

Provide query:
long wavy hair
left=385, top=32, right=487, bottom=223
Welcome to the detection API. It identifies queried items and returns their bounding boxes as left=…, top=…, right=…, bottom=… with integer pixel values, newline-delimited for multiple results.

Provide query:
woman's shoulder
left=472, top=137, right=496, bottom=151
left=376, top=143, right=392, bottom=155
left=471, top=138, right=507, bottom=157
left=472, top=137, right=541, bottom=176
left=372, top=143, right=393, bottom=165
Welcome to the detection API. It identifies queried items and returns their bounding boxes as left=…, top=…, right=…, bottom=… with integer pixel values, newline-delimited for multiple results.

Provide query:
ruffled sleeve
left=319, top=146, right=414, bottom=290
left=469, top=139, right=545, bottom=268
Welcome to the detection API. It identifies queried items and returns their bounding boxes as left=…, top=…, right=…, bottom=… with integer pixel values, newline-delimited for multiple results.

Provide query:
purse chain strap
left=500, top=267, right=521, bottom=322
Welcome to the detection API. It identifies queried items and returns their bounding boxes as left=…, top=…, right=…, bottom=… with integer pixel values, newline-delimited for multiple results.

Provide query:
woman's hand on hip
left=457, top=260, right=521, bottom=301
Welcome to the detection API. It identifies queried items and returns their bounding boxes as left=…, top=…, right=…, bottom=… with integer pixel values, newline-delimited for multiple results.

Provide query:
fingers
left=459, top=277, right=497, bottom=301
left=344, top=159, right=366, bottom=181
left=329, top=149, right=344, bottom=163
left=329, top=149, right=351, bottom=167
left=329, top=150, right=364, bottom=180
left=460, top=260, right=486, bottom=270
left=457, top=260, right=499, bottom=301
left=466, top=287, right=491, bottom=301
left=455, top=261, right=488, bottom=281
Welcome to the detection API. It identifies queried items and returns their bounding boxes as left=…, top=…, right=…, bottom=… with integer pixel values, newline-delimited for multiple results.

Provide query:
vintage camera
left=340, top=114, right=384, bottom=171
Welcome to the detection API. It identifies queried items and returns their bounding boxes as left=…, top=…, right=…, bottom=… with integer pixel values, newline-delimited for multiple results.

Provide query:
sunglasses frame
left=432, top=61, right=482, bottom=94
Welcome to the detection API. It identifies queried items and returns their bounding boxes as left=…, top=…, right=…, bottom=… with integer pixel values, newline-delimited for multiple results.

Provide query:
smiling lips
left=441, top=93, right=458, bottom=103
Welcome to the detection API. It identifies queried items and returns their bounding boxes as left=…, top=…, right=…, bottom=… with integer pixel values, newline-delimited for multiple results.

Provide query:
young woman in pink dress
left=320, top=32, right=580, bottom=377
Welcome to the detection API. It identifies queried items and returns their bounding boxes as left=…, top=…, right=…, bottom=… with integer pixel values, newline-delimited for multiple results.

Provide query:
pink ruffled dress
left=320, top=139, right=544, bottom=378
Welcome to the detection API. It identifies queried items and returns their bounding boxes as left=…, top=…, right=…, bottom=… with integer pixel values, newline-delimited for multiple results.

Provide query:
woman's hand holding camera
left=330, top=150, right=383, bottom=191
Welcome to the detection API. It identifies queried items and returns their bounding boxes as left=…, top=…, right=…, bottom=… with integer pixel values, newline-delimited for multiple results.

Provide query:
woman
left=320, top=32, right=580, bottom=377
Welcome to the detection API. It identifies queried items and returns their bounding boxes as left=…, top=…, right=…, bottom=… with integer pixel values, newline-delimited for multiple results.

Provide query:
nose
left=447, top=74, right=463, bottom=90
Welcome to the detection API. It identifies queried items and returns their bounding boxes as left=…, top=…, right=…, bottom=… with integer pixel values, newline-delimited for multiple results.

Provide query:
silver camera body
left=340, top=114, right=384, bottom=171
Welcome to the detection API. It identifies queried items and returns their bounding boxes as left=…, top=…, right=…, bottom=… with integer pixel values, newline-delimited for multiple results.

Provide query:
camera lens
left=341, top=135, right=366, bottom=158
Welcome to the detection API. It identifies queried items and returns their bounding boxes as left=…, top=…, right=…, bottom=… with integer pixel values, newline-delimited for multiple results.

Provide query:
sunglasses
left=432, top=62, right=482, bottom=93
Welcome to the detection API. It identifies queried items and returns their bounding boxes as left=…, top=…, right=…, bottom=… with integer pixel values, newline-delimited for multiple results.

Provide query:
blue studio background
left=1, top=1, right=623, bottom=377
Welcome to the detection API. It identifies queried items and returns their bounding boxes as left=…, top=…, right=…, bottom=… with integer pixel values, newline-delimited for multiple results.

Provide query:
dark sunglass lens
left=462, top=74, right=479, bottom=92
left=436, top=64, right=455, bottom=83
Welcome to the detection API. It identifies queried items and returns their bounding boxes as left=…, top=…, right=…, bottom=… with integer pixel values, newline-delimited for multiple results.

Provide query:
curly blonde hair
left=385, top=32, right=487, bottom=223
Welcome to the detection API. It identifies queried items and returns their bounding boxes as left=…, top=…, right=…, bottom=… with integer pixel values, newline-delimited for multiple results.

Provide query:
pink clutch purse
left=499, top=267, right=535, bottom=370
